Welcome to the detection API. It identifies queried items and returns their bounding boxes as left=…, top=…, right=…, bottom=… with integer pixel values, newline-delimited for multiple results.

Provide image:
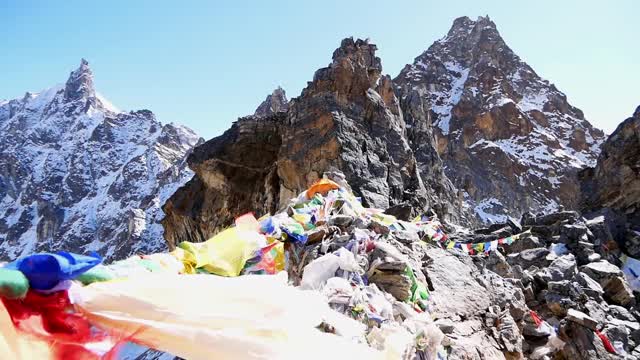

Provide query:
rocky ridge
left=394, top=16, right=605, bottom=223
left=0, top=60, right=202, bottom=261
left=254, top=86, right=289, bottom=117
left=162, top=38, right=463, bottom=246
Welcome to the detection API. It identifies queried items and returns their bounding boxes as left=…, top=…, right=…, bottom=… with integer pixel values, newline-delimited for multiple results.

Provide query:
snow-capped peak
left=0, top=61, right=202, bottom=261
left=394, top=16, right=606, bottom=224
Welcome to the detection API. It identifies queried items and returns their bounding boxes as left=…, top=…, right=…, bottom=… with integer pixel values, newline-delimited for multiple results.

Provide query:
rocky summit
left=254, top=86, right=289, bottom=117
left=162, top=38, right=463, bottom=246
left=394, top=16, right=605, bottom=223
left=0, top=60, right=202, bottom=261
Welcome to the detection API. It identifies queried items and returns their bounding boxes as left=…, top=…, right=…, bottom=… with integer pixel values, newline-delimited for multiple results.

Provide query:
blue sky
left=1, top=0, right=637, bottom=139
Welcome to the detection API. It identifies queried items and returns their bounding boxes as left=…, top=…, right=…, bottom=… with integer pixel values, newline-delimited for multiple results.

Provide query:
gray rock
left=507, top=217, right=523, bottom=233
left=477, top=270, right=528, bottom=321
left=608, top=305, right=637, bottom=322
left=548, top=254, right=577, bottom=281
left=566, top=308, right=598, bottom=330
left=560, top=223, right=589, bottom=241
left=581, top=260, right=624, bottom=283
left=487, top=308, right=523, bottom=354
left=253, top=86, right=289, bottom=117
left=425, top=247, right=491, bottom=318
left=588, top=253, right=602, bottom=263
left=580, top=260, right=635, bottom=307
left=393, top=230, right=420, bottom=245
left=328, top=214, right=354, bottom=227
left=584, top=299, right=610, bottom=325
left=507, top=247, right=550, bottom=269
left=522, top=319, right=552, bottom=338
left=609, top=318, right=640, bottom=332
left=485, top=250, right=513, bottom=278
left=503, top=234, right=542, bottom=254
left=423, top=247, right=508, bottom=359
left=574, top=271, right=605, bottom=298
left=530, top=211, right=580, bottom=227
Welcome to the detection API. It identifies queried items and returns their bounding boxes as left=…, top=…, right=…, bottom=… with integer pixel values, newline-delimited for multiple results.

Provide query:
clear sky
left=1, top=0, right=637, bottom=139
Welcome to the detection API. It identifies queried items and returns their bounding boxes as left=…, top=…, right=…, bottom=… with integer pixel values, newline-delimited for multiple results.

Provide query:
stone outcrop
left=0, top=60, right=202, bottom=261
left=394, top=16, right=605, bottom=223
left=163, top=38, right=464, bottom=245
left=162, top=113, right=284, bottom=247
left=254, top=86, right=289, bottom=117
left=580, top=106, right=640, bottom=257
left=580, top=106, right=640, bottom=214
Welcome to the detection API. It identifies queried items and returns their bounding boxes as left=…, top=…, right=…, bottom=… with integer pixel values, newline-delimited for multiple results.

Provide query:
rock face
left=580, top=106, right=640, bottom=214
left=253, top=86, right=289, bottom=117
left=162, top=113, right=284, bottom=246
left=163, top=38, right=463, bottom=246
left=0, top=60, right=202, bottom=260
left=394, top=16, right=605, bottom=224
left=580, top=106, right=640, bottom=256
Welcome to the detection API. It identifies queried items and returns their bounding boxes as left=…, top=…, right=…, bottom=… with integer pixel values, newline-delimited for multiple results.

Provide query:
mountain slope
left=395, top=16, right=605, bottom=223
left=0, top=60, right=202, bottom=260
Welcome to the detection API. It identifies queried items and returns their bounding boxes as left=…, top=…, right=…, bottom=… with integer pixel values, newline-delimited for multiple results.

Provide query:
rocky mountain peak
left=304, top=38, right=381, bottom=103
left=447, top=15, right=497, bottom=37
left=395, top=16, right=606, bottom=224
left=0, top=61, right=201, bottom=261
left=64, top=58, right=96, bottom=102
left=163, top=37, right=466, bottom=246
left=254, top=86, right=289, bottom=117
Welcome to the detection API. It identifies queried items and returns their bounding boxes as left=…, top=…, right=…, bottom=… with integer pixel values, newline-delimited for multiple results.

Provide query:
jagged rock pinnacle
left=64, top=58, right=96, bottom=102
left=254, top=87, right=289, bottom=117
left=394, top=16, right=605, bottom=224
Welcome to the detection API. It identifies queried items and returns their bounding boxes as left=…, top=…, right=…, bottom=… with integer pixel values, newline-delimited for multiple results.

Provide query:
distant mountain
left=395, top=16, right=605, bottom=223
left=0, top=59, right=202, bottom=260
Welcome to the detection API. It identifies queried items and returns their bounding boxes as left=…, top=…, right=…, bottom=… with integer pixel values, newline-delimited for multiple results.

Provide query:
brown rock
left=163, top=38, right=466, bottom=244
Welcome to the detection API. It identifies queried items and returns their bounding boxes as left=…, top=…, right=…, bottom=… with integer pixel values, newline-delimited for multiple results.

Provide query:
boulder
left=547, top=254, right=577, bottom=281
left=603, top=276, right=635, bottom=307
left=580, top=260, right=623, bottom=283
left=566, top=309, right=598, bottom=330
left=507, top=248, right=550, bottom=270
left=503, top=235, right=542, bottom=254
left=485, top=251, right=513, bottom=278
left=528, top=211, right=580, bottom=227
left=580, top=260, right=636, bottom=307
left=574, top=272, right=605, bottom=298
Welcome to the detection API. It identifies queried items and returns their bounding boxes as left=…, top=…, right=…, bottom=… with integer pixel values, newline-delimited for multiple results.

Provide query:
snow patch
left=431, top=61, right=470, bottom=135
left=474, top=198, right=508, bottom=224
